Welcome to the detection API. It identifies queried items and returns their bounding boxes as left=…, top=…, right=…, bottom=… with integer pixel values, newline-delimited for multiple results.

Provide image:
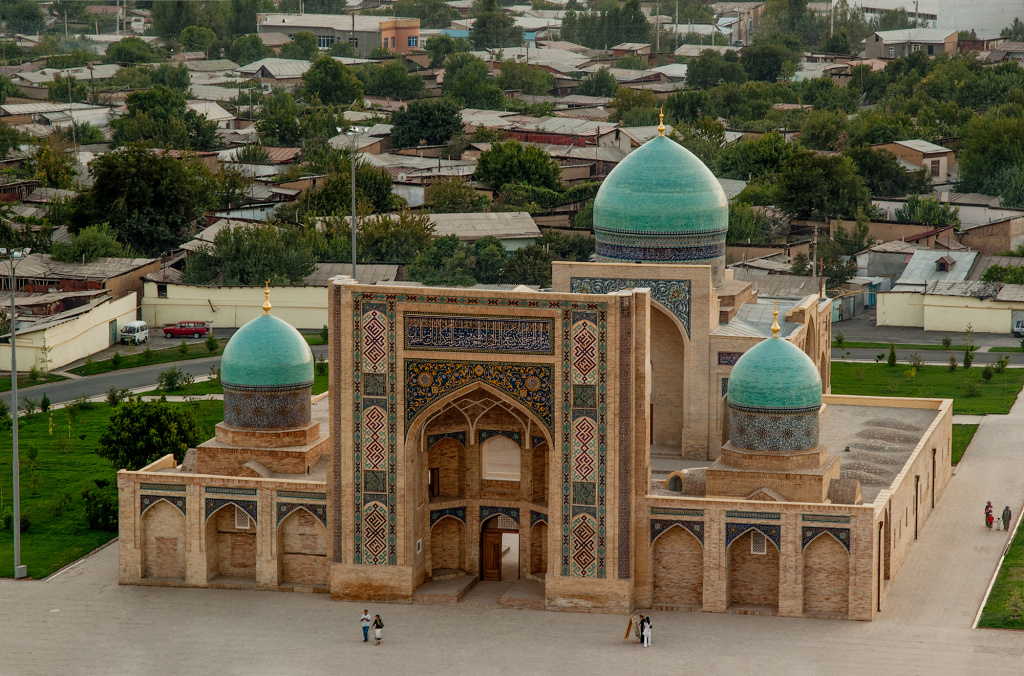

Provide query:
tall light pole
left=340, top=125, right=367, bottom=282
left=2, top=247, right=29, bottom=579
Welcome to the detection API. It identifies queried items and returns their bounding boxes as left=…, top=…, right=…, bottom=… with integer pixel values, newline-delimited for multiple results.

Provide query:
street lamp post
left=339, top=125, right=367, bottom=282
left=2, top=247, right=29, bottom=579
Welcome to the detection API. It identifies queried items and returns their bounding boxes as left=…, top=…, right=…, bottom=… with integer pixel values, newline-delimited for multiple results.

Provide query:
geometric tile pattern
left=725, top=510, right=781, bottom=520
left=427, top=431, right=466, bottom=449
left=140, top=483, right=186, bottom=492
left=592, top=231, right=726, bottom=286
left=478, top=429, right=522, bottom=445
left=562, top=307, right=607, bottom=578
left=140, top=494, right=186, bottom=515
left=722, top=377, right=729, bottom=397
left=277, top=490, right=327, bottom=500
left=802, top=526, right=851, bottom=552
left=204, top=498, right=257, bottom=524
left=717, top=351, right=743, bottom=365
left=479, top=505, right=520, bottom=526
left=729, top=404, right=820, bottom=453
left=430, top=506, right=467, bottom=527
left=353, top=296, right=397, bottom=565
left=651, top=507, right=704, bottom=517
left=206, top=487, right=257, bottom=496
left=572, top=384, right=597, bottom=408
left=801, top=514, right=852, bottom=524
left=404, top=313, right=554, bottom=355
left=530, top=510, right=548, bottom=527
left=404, top=359, right=554, bottom=431
left=725, top=522, right=781, bottom=550
left=617, top=296, right=632, bottom=580
left=650, top=518, right=704, bottom=546
left=223, top=383, right=312, bottom=430
left=276, top=502, right=328, bottom=526
left=569, top=277, right=691, bottom=336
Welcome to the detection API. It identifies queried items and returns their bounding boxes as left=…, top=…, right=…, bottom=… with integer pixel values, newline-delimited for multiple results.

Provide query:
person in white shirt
left=360, top=610, right=371, bottom=642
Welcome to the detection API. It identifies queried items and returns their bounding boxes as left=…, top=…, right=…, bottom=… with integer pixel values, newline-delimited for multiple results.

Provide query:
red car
left=164, top=321, right=209, bottom=339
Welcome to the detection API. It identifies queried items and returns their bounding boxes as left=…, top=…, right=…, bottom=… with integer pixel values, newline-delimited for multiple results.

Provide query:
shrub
left=40, top=392, right=50, bottom=412
left=82, top=484, right=118, bottom=530
left=19, top=514, right=30, bottom=533
left=965, top=381, right=981, bottom=397
left=964, top=349, right=974, bottom=369
left=204, top=333, right=218, bottom=353
left=996, top=355, right=1010, bottom=374
left=111, top=351, right=123, bottom=367
left=142, top=346, right=154, bottom=362
left=907, top=353, right=924, bottom=371
left=314, top=354, right=328, bottom=376
left=887, top=342, right=897, bottom=367
left=875, top=353, right=884, bottom=363
left=178, top=338, right=189, bottom=357
left=320, top=324, right=329, bottom=343
left=27, top=364, right=40, bottom=381
left=886, top=378, right=899, bottom=393
left=97, top=399, right=203, bottom=469
left=948, top=353, right=958, bottom=371
left=982, top=365, right=994, bottom=381
left=19, top=397, right=38, bottom=415
left=157, top=365, right=192, bottom=391
left=942, top=335, right=952, bottom=348
left=904, top=367, right=916, bottom=379
left=84, top=355, right=95, bottom=372
left=834, top=331, right=845, bottom=349
left=52, top=491, right=73, bottom=517
left=72, top=393, right=94, bottom=411
left=106, top=384, right=129, bottom=407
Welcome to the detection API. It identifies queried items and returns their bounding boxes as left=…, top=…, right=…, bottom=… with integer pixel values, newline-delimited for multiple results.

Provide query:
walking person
left=1003, top=506, right=1013, bottom=532
left=986, top=502, right=994, bottom=529
left=360, top=610, right=371, bottom=643
left=642, top=616, right=652, bottom=648
left=372, top=614, right=384, bottom=645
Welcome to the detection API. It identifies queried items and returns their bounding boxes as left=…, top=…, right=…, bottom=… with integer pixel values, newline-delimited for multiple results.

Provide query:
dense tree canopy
left=476, top=140, right=562, bottom=190
left=98, top=400, right=204, bottom=470
left=391, top=99, right=463, bottom=149
left=471, top=0, right=524, bottom=48
left=425, top=35, right=473, bottom=67
left=183, top=223, right=317, bottom=285
left=356, top=60, right=425, bottom=100
left=558, top=0, right=649, bottom=50
left=302, top=57, right=363, bottom=105
left=111, top=86, right=221, bottom=151
left=774, top=151, right=870, bottom=220
left=576, top=68, right=617, bottom=97
left=442, top=53, right=504, bottom=109
left=495, top=60, right=555, bottom=95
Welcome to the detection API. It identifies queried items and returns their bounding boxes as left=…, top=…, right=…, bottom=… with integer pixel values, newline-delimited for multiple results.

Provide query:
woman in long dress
left=642, top=618, right=651, bottom=648
left=372, top=615, right=383, bottom=645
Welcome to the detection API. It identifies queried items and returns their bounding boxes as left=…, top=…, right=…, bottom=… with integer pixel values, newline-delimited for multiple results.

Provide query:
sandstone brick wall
left=802, top=533, right=849, bottom=616
left=650, top=306, right=686, bottom=448
left=728, top=530, right=780, bottom=607
left=652, top=526, right=702, bottom=608
left=142, top=501, right=185, bottom=580
left=428, top=439, right=462, bottom=498
left=213, top=507, right=257, bottom=579
left=532, top=444, right=548, bottom=504
left=530, top=522, right=548, bottom=575
left=430, top=517, right=465, bottom=572
left=279, top=510, right=328, bottom=585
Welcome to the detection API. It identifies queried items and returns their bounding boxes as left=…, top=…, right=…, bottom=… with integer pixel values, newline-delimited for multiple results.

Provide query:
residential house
left=871, top=139, right=954, bottom=182
left=865, top=28, right=957, bottom=60
left=257, top=13, right=421, bottom=56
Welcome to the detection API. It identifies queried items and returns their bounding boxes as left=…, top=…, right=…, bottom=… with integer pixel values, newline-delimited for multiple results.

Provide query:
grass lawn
left=830, top=362, right=1024, bottom=415
left=68, top=340, right=228, bottom=376
left=0, top=400, right=224, bottom=578
left=979, top=521, right=1024, bottom=629
left=831, top=341, right=973, bottom=351
left=303, top=333, right=327, bottom=346
left=141, top=372, right=330, bottom=397
left=990, top=347, right=1024, bottom=353
left=0, top=371, right=67, bottom=394
left=951, top=424, right=979, bottom=465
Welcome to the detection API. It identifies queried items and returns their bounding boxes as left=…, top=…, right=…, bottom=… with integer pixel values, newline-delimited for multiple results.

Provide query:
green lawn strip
left=0, top=372, right=68, bottom=394
left=951, top=424, right=979, bottom=465
left=140, top=372, right=329, bottom=397
left=832, top=341, right=973, bottom=351
left=990, top=347, right=1024, bottom=353
left=978, top=520, right=1024, bottom=629
left=303, top=334, right=327, bottom=346
left=0, top=400, right=224, bottom=578
left=68, top=341, right=227, bottom=376
left=830, top=362, right=1024, bottom=415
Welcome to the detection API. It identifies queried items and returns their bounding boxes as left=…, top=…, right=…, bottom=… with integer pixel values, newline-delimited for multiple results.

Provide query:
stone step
left=412, top=574, right=478, bottom=606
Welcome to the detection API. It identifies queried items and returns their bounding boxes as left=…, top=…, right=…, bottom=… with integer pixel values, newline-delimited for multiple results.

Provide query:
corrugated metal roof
left=894, top=139, right=950, bottom=154
left=897, top=250, right=977, bottom=285
left=184, top=59, right=239, bottom=72
left=304, top=262, right=399, bottom=286
left=673, top=44, right=738, bottom=57
left=235, top=57, right=311, bottom=78
left=429, top=212, right=540, bottom=240
left=1, top=102, right=107, bottom=116
left=15, top=64, right=121, bottom=84
left=967, top=255, right=1024, bottom=281
left=187, top=101, right=234, bottom=121
left=620, top=125, right=673, bottom=144
left=712, top=299, right=801, bottom=337
left=0, top=254, right=156, bottom=281
left=189, top=84, right=239, bottom=102
left=873, top=28, right=957, bottom=43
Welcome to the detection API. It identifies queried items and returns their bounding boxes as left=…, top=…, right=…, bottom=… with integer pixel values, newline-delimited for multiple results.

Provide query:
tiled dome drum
left=220, top=294, right=315, bottom=430
left=726, top=324, right=823, bottom=453
left=592, top=133, right=728, bottom=285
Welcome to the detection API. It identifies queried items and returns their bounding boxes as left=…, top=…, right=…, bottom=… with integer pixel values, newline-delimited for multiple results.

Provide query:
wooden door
left=481, top=530, right=502, bottom=581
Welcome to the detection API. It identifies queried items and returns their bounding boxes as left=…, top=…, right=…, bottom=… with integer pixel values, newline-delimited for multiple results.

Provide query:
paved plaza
left=5, top=401, right=1024, bottom=675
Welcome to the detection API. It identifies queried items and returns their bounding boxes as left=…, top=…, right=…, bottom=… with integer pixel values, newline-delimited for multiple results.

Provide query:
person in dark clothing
left=372, top=614, right=384, bottom=645
left=1003, top=506, right=1012, bottom=532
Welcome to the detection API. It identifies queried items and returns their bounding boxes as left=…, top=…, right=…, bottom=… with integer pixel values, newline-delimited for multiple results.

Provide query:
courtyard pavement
left=4, top=407, right=1024, bottom=674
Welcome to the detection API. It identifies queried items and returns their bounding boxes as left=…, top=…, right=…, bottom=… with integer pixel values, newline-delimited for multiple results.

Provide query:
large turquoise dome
left=222, top=313, right=314, bottom=388
left=593, top=133, right=728, bottom=284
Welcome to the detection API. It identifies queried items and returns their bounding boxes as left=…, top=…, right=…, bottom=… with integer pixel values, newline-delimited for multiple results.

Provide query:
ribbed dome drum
left=593, top=134, right=728, bottom=285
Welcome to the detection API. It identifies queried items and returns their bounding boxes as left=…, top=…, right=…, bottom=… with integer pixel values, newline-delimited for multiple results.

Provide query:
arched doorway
left=650, top=305, right=687, bottom=447
left=481, top=513, right=519, bottom=582
left=652, top=525, right=703, bottom=608
left=206, top=503, right=256, bottom=582
left=142, top=499, right=185, bottom=580
left=277, top=508, right=327, bottom=586
left=430, top=516, right=467, bottom=576
left=803, top=533, right=850, bottom=616
left=727, top=528, right=779, bottom=611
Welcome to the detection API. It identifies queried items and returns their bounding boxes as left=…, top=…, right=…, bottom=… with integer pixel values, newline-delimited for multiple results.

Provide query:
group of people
left=985, top=502, right=1012, bottom=531
left=359, top=610, right=384, bottom=645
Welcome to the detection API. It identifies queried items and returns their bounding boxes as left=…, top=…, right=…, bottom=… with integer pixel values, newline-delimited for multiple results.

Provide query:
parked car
left=163, top=321, right=209, bottom=339
left=1014, top=320, right=1024, bottom=338
left=120, top=320, right=149, bottom=345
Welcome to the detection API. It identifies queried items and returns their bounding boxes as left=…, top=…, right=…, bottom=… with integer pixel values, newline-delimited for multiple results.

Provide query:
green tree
left=152, top=0, right=204, bottom=42
left=442, top=53, right=504, bottom=109
left=425, top=34, right=472, bottom=67
left=799, top=108, right=849, bottom=151
left=495, top=60, right=555, bottom=95
left=424, top=176, right=490, bottom=212
left=476, top=140, right=562, bottom=190
left=609, top=86, right=658, bottom=123
left=33, top=139, right=76, bottom=189
left=576, top=67, right=617, bottom=97
left=831, top=212, right=870, bottom=256
left=0, top=75, right=20, bottom=104
left=214, top=167, right=252, bottom=209
left=97, top=400, right=204, bottom=470
left=819, top=26, right=851, bottom=54
left=685, top=49, right=747, bottom=89
left=357, top=60, right=425, bottom=100
left=844, top=146, right=931, bottom=198
left=182, top=223, right=316, bottom=285
left=111, top=86, right=221, bottom=151
left=104, top=37, right=157, bottom=64
left=1002, top=18, right=1024, bottom=42
left=408, top=234, right=478, bottom=286
left=740, top=43, right=792, bottom=82
left=502, top=243, right=554, bottom=286
left=5, top=0, right=44, bottom=34
left=359, top=209, right=436, bottom=262
left=302, top=56, right=363, bottom=105
left=301, top=0, right=348, bottom=12
left=152, top=63, right=192, bottom=93
left=473, top=236, right=507, bottom=283
left=294, top=159, right=402, bottom=215
left=389, top=0, right=460, bottom=29
left=229, top=0, right=261, bottom=35
left=775, top=150, right=870, bottom=219
left=981, top=264, right=1024, bottom=284
left=280, top=31, right=320, bottom=60
left=472, top=0, right=524, bottom=48
left=47, top=74, right=88, bottom=103
left=893, top=195, right=960, bottom=225
left=229, top=34, right=273, bottom=65
left=715, top=130, right=798, bottom=181
left=51, top=224, right=135, bottom=263
left=818, top=236, right=856, bottom=290
left=256, top=89, right=302, bottom=145
left=668, top=116, right=725, bottom=167
left=877, top=7, right=915, bottom=31
left=110, top=66, right=154, bottom=90
left=330, top=41, right=356, bottom=57
left=0, top=120, right=24, bottom=159
left=70, top=144, right=216, bottom=256
left=391, top=98, right=463, bottom=148
left=727, top=202, right=779, bottom=244
left=180, top=25, right=218, bottom=53
left=957, top=109, right=1024, bottom=197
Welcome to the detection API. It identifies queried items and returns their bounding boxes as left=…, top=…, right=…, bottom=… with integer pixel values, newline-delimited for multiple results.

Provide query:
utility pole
left=655, top=0, right=660, bottom=54
left=674, top=0, right=678, bottom=37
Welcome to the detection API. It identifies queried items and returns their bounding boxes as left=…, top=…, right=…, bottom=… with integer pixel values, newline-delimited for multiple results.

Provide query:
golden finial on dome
left=263, top=280, right=272, bottom=315
left=771, top=300, right=780, bottom=337
left=658, top=106, right=665, bottom=136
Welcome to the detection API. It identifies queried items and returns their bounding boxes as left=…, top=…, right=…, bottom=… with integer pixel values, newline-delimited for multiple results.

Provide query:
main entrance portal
left=481, top=514, right=519, bottom=582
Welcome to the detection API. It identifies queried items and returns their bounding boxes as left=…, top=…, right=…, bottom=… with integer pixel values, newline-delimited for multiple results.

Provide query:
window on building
left=927, top=44, right=934, bottom=55
left=383, top=38, right=388, bottom=48
left=911, top=44, right=920, bottom=52
left=317, top=35, right=335, bottom=49
left=888, top=47, right=894, bottom=58
left=391, top=36, right=396, bottom=47
left=157, top=283, right=168, bottom=298
left=750, top=530, right=767, bottom=555
left=408, top=35, right=418, bottom=47
left=348, top=36, right=359, bottom=48
left=930, top=159, right=941, bottom=177
left=235, top=506, right=250, bottom=529
left=481, top=435, right=521, bottom=482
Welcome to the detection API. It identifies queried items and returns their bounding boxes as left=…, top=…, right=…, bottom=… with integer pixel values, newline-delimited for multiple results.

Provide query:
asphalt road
left=1, top=345, right=329, bottom=410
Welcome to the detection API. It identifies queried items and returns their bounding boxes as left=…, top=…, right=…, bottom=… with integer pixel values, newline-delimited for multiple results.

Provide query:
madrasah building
left=117, top=123, right=952, bottom=621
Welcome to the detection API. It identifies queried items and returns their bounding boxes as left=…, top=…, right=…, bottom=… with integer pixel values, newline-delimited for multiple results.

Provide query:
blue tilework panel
left=531, top=510, right=548, bottom=527
left=802, top=526, right=851, bottom=552
left=718, top=351, right=743, bottom=365
left=478, top=429, right=522, bottom=445
left=204, top=498, right=257, bottom=524
left=725, top=522, right=781, bottom=550
left=480, top=505, right=520, bottom=525
left=569, top=277, right=691, bottom=337
left=427, top=431, right=466, bottom=449
left=276, top=502, right=327, bottom=526
left=650, top=519, right=704, bottom=546
left=140, top=494, right=185, bottom=515
left=404, top=313, right=554, bottom=355
left=729, top=404, right=820, bottom=453
left=430, top=506, right=467, bottom=527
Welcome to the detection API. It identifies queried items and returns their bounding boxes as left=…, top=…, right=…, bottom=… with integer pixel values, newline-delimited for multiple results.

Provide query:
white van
left=1014, top=320, right=1024, bottom=338
left=120, top=320, right=149, bottom=345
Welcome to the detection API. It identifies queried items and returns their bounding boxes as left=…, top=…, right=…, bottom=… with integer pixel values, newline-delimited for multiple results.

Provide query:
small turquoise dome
left=727, top=336, right=822, bottom=411
left=593, top=134, right=728, bottom=283
left=221, top=313, right=314, bottom=388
